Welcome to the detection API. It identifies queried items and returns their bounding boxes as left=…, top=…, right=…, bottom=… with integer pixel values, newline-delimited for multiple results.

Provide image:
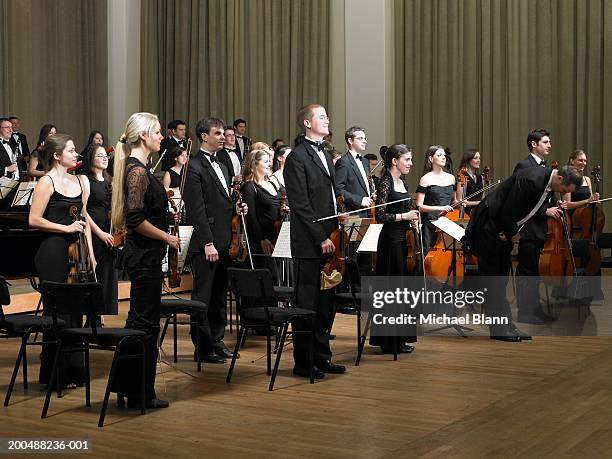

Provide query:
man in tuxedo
left=465, top=165, right=582, bottom=341
left=233, top=118, right=250, bottom=162
left=335, top=126, right=374, bottom=217
left=183, top=117, right=247, bottom=363
left=0, top=118, right=19, bottom=180
left=284, top=103, right=348, bottom=379
left=512, top=129, right=558, bottom=324
left=160, top=119, right=188, bottom=172
left=216, top=126, right=242, bottom=183
left=8, top=116, right=30, bottom=163
left=365, top=153, right=381, bottom=190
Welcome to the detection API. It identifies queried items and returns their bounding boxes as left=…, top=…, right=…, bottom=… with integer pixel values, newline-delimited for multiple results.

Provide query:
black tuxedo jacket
left=159, top=137, right=186, bottom=172
left=468, top=166, right=554, bottom=253
left=512, top=155, right=552, bottom=240
left=234, top=135, right=251, bottom=163
left=216, top=148, right=240, bottom=183
left=335, top=152, right=371, bottom=214
left=284, top=142, right=340, bottom=259
left=0, top=141, right=15, bottom=178
left=183, top=150, right=234, bottom=254
left=9, top=133, right=30, bottom=157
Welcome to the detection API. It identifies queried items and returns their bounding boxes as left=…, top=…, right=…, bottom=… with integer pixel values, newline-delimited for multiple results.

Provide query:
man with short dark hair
left=364, top=153, right=381, bottom=189
left=160, top=119, right=188, bottom=172
left=0, top=118, right=18, bottom=180
left=233, top=118, right=250, bottom=162
left=183, top=117, right=248, bottom=363
left=217, top=126, right=242, bottom=183
left=466, top=165, right=582, bottom=341
left=284, top=103, right=348, bottom=379
left=512, top=129, right=560, bottom=324
left=8, top=116, right=30, bottom=160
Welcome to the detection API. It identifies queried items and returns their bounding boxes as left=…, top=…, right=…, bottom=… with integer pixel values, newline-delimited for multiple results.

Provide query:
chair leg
left=4, top=335, right=27, bottom=406
left=226, top=326, right=246, bottom=383
left=98, top=346, right=120, bottom=428
left=356, top=312, right=372, bottom=366
left=308, top=326, right=314, bottom=384
left=140, top=340, right=146, bottom=415
left=269, top=323, right=288, bottom=391
left=195, top=315, right=201, bottom=372
left=41, top=342, right=62, bottom=419
left=240, top=327, right=248, bottom=348
left=173, top=314, right=178, bottom=363
left=159, top=316, right=170, bottom=347
left=84, top=345, right=91, bottom=407
left=22, top=335, right=29, bottom=390
left=393, top=335, right=398, bottom=361
left=228, top=292, right=233, bottom=334
left=356, top=309, right=362, bottom=360
left=266, top=325, right=272, bottom=376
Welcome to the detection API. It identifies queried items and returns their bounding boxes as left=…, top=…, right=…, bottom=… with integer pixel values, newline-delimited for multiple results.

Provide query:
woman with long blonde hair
left=111, top=112, right=179, bottom=410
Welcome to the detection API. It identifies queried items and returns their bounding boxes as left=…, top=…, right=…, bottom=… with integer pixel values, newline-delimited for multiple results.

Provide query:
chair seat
left=243, top=306, right=315, bottom=325
left=273, top=286, right=294, bottom=300
left=1, top=315, right=66, bottom=335
left=160, top=299, right=208, bottom=316
left=61, top=327, right=146, bottom=346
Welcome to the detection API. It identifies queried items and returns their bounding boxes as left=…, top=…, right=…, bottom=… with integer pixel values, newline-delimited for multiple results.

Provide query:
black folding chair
left=1, top=275, right=65, bottom=406
left=39, top=281, right=147, bottom=427
left=334, top=259, right=366, bottom=361
left=226, top=268, right=315, bottom=390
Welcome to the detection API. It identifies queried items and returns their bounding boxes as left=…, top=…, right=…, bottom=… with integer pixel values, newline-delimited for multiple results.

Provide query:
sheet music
left=0, top=176, right=19, bottom=199
left=345, top=216, right=371, bottom=242
left=356, top=223, right=383, bottom=253
left=431, top=216, right=465, bottom=242
left=11, top=182, right=36, bottom=206
left=271, top=221, right=292, bottom=258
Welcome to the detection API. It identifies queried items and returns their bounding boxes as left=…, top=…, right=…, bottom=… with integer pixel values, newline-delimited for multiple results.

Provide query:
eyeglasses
left=0, top=125, right=12, bottom=129
left=354, top=136, right=367, bottom=141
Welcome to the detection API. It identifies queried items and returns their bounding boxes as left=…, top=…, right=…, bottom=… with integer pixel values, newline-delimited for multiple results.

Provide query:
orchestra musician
left=370, top=144, right=420, bottom=354
left=81, top=143, right=118, bottom=316
left=455, top=149, right=484, bottom=215
left=161, top=146, right=188, bottom=190
left=183, top=117, right=247, bottom=364
left=269, top=145, right=291, bottom=190
left=29, top=133, right=95, bottom=389
left=216, top=126, right=242, bottom=184
left=335, top=126, right=374, bottom=217
left=0, top=118, right=20, bottom=180
left=283, top=103, right=348, bottom=379
left=465, top=165, right=582, bottom=341
left=28, top=124, right=57, bottom=180
left=563, top=150, right=600, bottom=213
left=110, top=112, right=179, bottom=409
left=240, top=148, right=287, bottom=256
left=415, top=145, right=458, bottom=254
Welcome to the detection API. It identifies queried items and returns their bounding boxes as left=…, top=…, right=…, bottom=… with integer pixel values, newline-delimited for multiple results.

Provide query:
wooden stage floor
left=1, top=300, right=611, bottom=458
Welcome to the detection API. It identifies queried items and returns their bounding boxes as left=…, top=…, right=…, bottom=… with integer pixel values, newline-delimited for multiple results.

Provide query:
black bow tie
left=226, top=147, right=236, bottom=152
left=203, top=152, right=217, bottom=164
left=306, top=139, right=325, bottom=152
left=1, top=140, right=9, bottom=145
left=540, top=160, right=547, bottom=166
left=356, top=154, right=362, bottom=160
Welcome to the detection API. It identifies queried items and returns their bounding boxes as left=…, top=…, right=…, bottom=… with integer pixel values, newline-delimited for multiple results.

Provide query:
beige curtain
left=141, top=0, right=330, bottom=146
left=394, top=0, right=612, bottom=203
left=0, top=0, right=107, bottom=149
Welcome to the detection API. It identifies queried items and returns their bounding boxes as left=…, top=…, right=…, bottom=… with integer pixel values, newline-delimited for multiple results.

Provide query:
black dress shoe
left=193, top=351, right=226, bottom=363
left=400, top=345, right=415, bottom=353
left=318, top=360, right=346, bottom=374
left=215, top=347, right=238, bottom=359
left=127, top=398, right=169, bottom=409
left=293, top=366, right=325, bottom=379
left=509, top=324, right=532, bottom=340
left=490, top=327, right=522, bottom=342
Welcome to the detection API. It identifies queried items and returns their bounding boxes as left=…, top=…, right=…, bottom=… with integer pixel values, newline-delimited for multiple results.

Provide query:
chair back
left=0, top=275, right=9, bottom=322
left=227, top=268, right=277, bottom=311
left=40, top=281, right=105, bottom=337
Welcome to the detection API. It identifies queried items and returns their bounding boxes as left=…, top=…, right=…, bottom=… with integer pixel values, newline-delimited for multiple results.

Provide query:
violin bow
left=314, top=197, right=412, bottom=222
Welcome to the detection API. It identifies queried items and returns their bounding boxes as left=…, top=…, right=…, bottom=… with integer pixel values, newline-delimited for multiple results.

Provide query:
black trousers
left=292, top=258, right=335, bottom=370
left=112, top=267, right=162, bottom=401
left=189, top=251, right=228, bottom=353
left=516, top=239, right=544, bottom=317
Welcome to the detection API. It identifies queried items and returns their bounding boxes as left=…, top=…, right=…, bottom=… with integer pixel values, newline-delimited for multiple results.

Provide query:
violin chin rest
left=320, top=270, right=343, bottom=290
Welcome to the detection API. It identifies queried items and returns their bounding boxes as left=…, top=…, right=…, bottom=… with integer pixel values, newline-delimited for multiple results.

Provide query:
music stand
left=0, top=178, right=19, bottom=200
left=11, top=182, right=36, bottom=207
left=425, top=217, right=473, bottom=337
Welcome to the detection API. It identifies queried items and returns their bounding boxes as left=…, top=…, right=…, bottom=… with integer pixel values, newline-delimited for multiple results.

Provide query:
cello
left=67, top=205, right=96, bottom=283
left=571, top=165, right=605, bottom=275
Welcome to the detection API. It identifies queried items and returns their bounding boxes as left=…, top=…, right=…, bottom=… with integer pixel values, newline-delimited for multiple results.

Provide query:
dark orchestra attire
left=87, top=177, right=117, bottom=314
left=284, top=139, right=343, bottom=376
left=369, top=171, right=416, bottom=353
left=183, top=149, right=234, bottom=360
left=463, top=171, right=483, bottom=215
left=568, top=184, right=590, bottom=219
left=240, top=180, right=285, bottom=254
left=335, top=151, right=372, bottom=216
left=159, top=136, right=186, bottom=172
left=512, top=157, right=553, bottom=323
left=416, top=183, right=455, bottom=254
left=167, top=168, right=182, bottom=188
left=35, top=176, right=85, bottom=387
left=464, top=167, right=555, bottom=340
left=112, top=157, right=168, bottom=404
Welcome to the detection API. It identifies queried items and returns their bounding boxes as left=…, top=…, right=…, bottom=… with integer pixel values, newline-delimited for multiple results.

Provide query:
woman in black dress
left=415, top=145, right=458, bottom=254
left=81, top=143, right=118, bottom=315
left=29, top=133, right=95, bottom=388
left=27, top=124, right=57, bottom=180
left=240, top=148, right=288, bottom=256
left=563, top=150, right=600, bottom=215
left=455, top=149, right=483, bottom=215
left=161, top=146, right=188, bottom=190
left=110, top=112, right=179, bottom=409
left=370, top=144, right=420, bottom=354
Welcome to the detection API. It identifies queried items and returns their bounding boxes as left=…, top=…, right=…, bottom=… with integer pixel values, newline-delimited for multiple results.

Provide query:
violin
left=67, top=205, right=96, bottom=283
left=405, top=223, right=422, bottom=275
left=273, top=193, right=289, bottom=236
left=571, top=165, right=605, bottom=275
left=367, top=175, right=377, bottom=222
left=229, top=179, right=248, bottom=263
left=481, top=166, right=491, bottom=198
left=321, top=196, right=349, bottom=290
left=166, top=189, right=181, bottom=288
left=539, top=160, right=576, bottom=285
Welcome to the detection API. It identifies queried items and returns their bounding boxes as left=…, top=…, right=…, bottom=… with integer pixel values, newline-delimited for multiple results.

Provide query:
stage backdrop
left=140, top=0, right=330, bottom=146
left=393, top=0, right=611, bottom=199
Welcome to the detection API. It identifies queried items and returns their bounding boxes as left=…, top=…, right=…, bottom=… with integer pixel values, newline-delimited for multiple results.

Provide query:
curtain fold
left=140, top=0, right=330, bottom=145
left=394, top=0, right=611, bottom=199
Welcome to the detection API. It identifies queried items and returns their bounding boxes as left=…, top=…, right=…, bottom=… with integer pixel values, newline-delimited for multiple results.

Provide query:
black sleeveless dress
left=416, top=183, right=456, bottom=254
left=88, top=177, right=118, bottom=314
left=168, top=168, right=182, bottom=188
left=35, top=176, right=85, bottom=387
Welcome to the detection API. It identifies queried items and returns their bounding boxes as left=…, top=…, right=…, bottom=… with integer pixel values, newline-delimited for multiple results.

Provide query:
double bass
left=67, top=205, right=96, bottom=283
left=571, top=165, right=605, bottom=275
